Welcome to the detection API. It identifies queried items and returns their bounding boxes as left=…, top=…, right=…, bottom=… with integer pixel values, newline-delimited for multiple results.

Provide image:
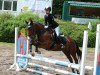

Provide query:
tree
left=52, top=0, right=66, bottom=15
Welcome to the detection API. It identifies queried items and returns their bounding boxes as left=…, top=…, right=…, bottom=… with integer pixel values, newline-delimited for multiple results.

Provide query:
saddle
left=45, top=28, right=67, bottom=44
left=45, top=28, right=67, bottom=49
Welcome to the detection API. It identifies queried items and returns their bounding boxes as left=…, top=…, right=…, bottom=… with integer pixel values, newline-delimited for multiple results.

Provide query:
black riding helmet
left=45, top=7, right=51, bottom=12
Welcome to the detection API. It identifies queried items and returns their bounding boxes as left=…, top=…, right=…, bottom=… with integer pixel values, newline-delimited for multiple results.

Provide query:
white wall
left=0, top=0, right=17, bottom=15
left=17, top=0, right=53, bottom=17
left=0, top=0, right=53, bottom=17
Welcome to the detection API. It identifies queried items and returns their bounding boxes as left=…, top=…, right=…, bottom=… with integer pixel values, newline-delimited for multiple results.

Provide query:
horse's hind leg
left=71, top=53, right=80, bottom=74
left=66, top=54, right=75, bottom=73
left=62, top=51, right=75, bottom=73
left=70, top=42, right=81, bottom=74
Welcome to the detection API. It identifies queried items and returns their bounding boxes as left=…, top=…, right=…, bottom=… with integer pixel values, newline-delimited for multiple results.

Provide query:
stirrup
left=61, top=44, right=65, bottom=48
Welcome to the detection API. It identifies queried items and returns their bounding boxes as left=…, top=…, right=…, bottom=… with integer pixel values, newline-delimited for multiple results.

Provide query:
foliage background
left=0, top=12, right=99, bottom=47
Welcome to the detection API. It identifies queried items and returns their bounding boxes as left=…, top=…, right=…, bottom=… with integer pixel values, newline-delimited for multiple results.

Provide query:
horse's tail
left=74, top=41, right=82, bottom=61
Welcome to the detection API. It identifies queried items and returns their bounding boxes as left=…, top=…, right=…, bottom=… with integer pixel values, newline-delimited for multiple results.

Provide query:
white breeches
left=54, top=27, right=60, bottom=37
left=44, top=26, right=48, bottom=28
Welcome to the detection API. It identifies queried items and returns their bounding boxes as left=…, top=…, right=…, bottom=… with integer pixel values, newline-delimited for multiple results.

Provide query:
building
left=0, top=0, right=53, bottom=17
left=62, top=1, right=100, bottom=24
left=0, top=0, right=17, bottom=14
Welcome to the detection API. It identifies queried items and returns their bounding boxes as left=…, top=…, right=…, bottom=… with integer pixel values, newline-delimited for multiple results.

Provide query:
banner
left=71, top=17, right=98, bottom=24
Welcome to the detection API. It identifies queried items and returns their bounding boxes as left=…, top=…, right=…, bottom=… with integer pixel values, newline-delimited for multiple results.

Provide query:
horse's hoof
left=35, top=51, right=41, bottom=54
left=29, top=52, right=35, bottom=56
left=76, top=70, right=80, bottom=74
left=31, top=53, right=35, bottom=56
left=37, top=51, right=41, bottom=54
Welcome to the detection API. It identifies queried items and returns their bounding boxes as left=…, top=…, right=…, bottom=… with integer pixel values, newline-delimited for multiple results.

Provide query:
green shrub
left=0, top=12, right=98, bottom=47
left=56, top=20, right=88, bottom=46
left=88, top=32, right=96, bottom=47
left=90, top=20, right=100, bottom=32
left=15, top=12, right=44, bottom=23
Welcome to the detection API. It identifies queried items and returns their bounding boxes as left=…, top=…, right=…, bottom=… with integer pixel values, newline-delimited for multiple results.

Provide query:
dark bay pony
left=26, top=19, right=82, bottom=73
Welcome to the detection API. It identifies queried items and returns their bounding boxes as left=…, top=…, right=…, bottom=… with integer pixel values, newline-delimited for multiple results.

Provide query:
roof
left=67, top=1, right=100, bottom=8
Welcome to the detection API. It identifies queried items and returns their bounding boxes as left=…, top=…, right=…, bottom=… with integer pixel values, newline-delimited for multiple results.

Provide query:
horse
left=25, top=19, right=82, bottom=74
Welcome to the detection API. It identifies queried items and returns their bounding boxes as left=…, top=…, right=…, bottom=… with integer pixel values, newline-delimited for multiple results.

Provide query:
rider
left=44, top=7, right=64, bottom=48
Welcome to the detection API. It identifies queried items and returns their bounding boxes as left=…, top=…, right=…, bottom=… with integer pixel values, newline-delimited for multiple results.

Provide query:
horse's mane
left=33, top=22, right=44, bottom=27
left=36, top=22, right=44, bottom=26
left=28, top=18, right=45, bottom=28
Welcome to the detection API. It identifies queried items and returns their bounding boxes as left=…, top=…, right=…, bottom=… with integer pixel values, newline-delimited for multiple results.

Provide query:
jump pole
left=28, top=63, right=79, bottom=75
left=8, top=27, right=53, bottom=75
left=8, top=27, right=20, bottom=71
left=93, top=24, right=100, bottom=75
left=9, top=27, right=92, bottom=75
left=16, top=30, right=89, bottom=75
left=16, top=30, right=89, bottom=70
left=80, top=30, right=88, bottom=75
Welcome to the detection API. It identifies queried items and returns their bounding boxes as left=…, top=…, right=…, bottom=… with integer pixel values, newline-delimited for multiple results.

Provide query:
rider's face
left=45, top=10, right=50, bottom=14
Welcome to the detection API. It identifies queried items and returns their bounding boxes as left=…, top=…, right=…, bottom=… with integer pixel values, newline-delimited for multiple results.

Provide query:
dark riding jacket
left=44, top=14, right=59, bottom=29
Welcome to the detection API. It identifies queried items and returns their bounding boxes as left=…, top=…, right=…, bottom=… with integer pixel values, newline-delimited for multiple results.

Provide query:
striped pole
left=17, top=54, right=80, bottom=69
left=28, top=63, right=79, bottom=75
left=26, top=68, right=53, bottom=75
left=17, top=54, right=93, bottom=70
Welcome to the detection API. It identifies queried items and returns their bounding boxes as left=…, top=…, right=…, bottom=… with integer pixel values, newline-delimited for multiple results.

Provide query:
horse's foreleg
left=29, top=43, right=35, bottom=56
left=28, top=37, right=35, bottom=56
left=35, top=41, right=41, bottom=54
left=35, top=44, right=39, bottom=52
left=29, top=43, right=32, bottom=52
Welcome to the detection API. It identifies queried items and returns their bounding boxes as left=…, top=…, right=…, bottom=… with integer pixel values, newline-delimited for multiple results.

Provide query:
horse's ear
left=25, top=21, right=28, bottom=24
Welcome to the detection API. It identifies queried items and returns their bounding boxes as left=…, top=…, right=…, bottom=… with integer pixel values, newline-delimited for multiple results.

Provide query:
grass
left=88, top=47, right=95, bottom=52
left=0, top=42, right=95, bottom=53
left=80, top=47, right=95, bottom=53
left=0, top=42, right=14, bottom=47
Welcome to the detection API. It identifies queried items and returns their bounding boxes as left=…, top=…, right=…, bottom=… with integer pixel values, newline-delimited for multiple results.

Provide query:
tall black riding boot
left=58, top=36, right=65, bottom=48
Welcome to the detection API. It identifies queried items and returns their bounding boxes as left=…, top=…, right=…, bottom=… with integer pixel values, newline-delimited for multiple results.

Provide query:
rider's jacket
left=44, top=14, right=59, bottom=29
